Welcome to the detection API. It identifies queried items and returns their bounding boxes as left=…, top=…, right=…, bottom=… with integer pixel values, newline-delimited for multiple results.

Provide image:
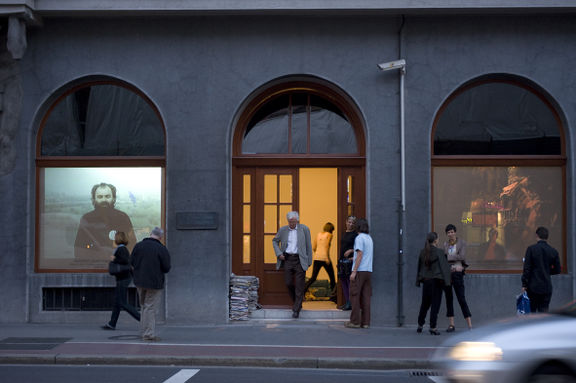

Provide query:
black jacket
left=111, top=245, right=132, bottom=281
left=522, top=240, right=561, bottom=294
left=131, top=237, right=171, bottom=289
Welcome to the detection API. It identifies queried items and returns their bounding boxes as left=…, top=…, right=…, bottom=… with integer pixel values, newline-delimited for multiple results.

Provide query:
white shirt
left=285, top=226, right=298, bottom=254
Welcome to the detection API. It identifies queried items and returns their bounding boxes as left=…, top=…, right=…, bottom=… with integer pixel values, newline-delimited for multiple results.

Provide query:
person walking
left=272, top=211, right=313, bottom=318
left=131, top=227, right=171, bottom=341
left=102, top=231, right=141, bottom=330
left=304, top=222, right=336, bottom=301
left=522, top=226, right=561, bottom=313
left=416, top=232, right=451, bottom=335
left=337, top=216, right=357, bottom=310
left=443, top=224, right=472, bottom=331
left=345, top=218, right=373, bottom=329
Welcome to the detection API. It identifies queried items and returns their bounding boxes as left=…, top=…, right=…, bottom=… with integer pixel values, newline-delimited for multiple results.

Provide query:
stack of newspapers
left=229, top=274, right=260, bottom=320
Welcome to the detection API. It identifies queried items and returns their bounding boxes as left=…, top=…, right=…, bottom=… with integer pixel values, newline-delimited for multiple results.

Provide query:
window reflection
left=433, top=167, right=562, bottom=271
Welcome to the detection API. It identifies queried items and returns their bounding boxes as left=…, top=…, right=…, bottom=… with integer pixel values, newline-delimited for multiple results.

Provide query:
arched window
left=36, top=78, right=166, bottom=272
left=432, top=76, right=565, bottom=272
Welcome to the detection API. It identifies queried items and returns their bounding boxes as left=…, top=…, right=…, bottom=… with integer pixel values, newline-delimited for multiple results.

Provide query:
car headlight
left=449, top=342, right=503, bottom=361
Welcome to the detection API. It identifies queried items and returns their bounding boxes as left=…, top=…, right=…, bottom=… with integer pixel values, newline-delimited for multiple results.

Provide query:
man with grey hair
left=273, top=211, right=313, bottom=318
left=131, top=227, right=171, bottom=341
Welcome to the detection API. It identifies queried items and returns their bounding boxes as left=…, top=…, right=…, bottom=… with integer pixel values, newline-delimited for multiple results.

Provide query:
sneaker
left=345, top=321, right=361, bottom=328
left=361, top=325, right=370, bottom=329
left=101, top=324, right=115, bottom=330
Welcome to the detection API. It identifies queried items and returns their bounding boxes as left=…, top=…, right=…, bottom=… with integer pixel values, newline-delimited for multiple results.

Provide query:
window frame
left=35, top=78, right=166, bottom=273
left=431, top=77, right=566, bottom=274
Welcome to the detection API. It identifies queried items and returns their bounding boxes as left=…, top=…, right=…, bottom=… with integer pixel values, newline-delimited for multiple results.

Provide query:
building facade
left=0, top=1, right=574, bottom=327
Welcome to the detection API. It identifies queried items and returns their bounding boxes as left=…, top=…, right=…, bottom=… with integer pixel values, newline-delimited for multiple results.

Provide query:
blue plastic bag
left=516, top=291, right=531, bottom=315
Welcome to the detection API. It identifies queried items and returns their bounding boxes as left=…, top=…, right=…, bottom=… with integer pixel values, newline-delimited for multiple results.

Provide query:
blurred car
left=432, top=301, right=576, bottom=383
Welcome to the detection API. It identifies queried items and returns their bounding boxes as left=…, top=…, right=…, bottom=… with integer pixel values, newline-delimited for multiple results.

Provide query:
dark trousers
left=305, top=260, right=336, bottom=292
left=284, top=254, right=306, bottom=312
left=527, top=290, right=551, bottom=313
left=341, top=276, right=351, bottom=302
left=108, top=278, right=141, bottom=328
left=444, top=271, right=472, bottom=318
left=350, top=271, right=372, bottom=326
left=418, top=279, right=444, bottom=328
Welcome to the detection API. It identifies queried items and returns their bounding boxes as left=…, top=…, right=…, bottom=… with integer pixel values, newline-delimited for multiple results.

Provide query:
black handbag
left=108, top=261, right=131, bottom=276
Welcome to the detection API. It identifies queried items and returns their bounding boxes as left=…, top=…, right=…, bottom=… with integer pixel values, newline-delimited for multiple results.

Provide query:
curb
left=0, top=354, right=433, bottom=370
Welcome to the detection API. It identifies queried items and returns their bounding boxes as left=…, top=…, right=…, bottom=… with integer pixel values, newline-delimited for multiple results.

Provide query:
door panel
left=232, top=166, right=364, bottom=307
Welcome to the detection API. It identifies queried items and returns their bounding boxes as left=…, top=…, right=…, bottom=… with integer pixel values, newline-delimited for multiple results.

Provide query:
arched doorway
left=232, top=77, right=366, bottom=307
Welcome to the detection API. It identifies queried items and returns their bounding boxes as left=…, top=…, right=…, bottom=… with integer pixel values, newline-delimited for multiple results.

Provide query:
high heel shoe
left=416, top=326, right=423, bottom=333
left=446, top=325, right=455, bottom=333
left=429, top=328, right=440, bottom=335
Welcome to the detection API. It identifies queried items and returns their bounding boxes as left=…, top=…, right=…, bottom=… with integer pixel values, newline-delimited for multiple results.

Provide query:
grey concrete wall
left=11, top=13, right=575, bottom=325
left=0, top=35, right=27, bottom=323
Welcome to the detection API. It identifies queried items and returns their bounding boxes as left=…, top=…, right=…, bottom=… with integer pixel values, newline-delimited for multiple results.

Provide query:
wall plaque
left=176, top=212, right=218, bottom=230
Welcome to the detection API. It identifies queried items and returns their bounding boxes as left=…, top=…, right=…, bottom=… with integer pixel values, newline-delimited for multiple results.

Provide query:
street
left=0, top=365, right=442, bottom=383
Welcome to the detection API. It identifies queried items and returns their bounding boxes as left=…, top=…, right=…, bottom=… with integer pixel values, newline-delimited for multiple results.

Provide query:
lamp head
left=377, top=59, right=406, bottom=72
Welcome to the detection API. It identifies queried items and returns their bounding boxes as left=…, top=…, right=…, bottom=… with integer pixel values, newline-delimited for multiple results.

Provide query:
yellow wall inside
left=299, top=168, right=338, bottom=280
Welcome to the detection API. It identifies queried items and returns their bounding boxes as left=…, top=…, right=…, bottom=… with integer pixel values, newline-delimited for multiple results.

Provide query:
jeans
left=108, top=278, right=140, bottom=328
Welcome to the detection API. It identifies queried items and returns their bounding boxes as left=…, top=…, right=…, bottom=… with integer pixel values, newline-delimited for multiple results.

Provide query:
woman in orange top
left=304, top=222, right=336, bottom=300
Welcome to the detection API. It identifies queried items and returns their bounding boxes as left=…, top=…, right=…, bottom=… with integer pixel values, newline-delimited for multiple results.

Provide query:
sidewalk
left=0, top=316, right=447, bottom=370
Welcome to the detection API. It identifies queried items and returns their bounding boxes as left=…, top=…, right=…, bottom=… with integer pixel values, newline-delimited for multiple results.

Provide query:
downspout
left=397, top=15, right=406, bottom=328
left=377, top=16, right=406, bottom=328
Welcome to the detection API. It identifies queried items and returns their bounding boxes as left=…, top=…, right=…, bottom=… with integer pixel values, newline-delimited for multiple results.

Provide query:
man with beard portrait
left=74, top=182, right=137, bottom=262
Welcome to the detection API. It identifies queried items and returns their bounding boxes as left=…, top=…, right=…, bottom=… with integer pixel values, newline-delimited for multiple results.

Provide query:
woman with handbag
left=416, top=232, right=451, bottom=335
left=102, top=231, right=140, bottom=330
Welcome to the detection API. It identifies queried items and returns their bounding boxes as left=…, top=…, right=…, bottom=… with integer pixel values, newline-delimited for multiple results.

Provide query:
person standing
left=443, top=224, right=472, bottom=331
left=337, top=216, right=357, bottom=311
left=416, top=232, right=451, bottom=335
left=304, top=222, right=336, bottom=300
left=131, top=227, right=171, bottom=341
left=102, top=231, right=141, bottom=330
left=272, top=211, right=313, bottom=318
left=522, top=226, right=561, bottom=313
left=345, top=218, right=373, bottom=329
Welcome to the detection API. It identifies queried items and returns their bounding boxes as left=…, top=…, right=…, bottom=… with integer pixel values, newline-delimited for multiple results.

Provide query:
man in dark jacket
left=131, top=227, right=171, bottom=341
left=521, top=226, right=561, bottom=313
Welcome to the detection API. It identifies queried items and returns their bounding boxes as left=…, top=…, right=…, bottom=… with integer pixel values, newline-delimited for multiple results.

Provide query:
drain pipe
left=377, top=58, right=406, bottom=327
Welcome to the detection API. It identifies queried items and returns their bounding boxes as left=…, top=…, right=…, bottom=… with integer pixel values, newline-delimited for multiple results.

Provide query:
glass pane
left=243, top=235, right=250, bottom=264
left=291, top=103, right=308, bottom=154
left=264, top=205, right=277, bottom=234
left=243, top=205, right=250, bottom=233
left=310, top=106, right=356, bottom=154
left=264, top=234, right=277, bottom=264
left=347, top=175, right=353, bottom=203
left=242, top=94, right=289, bottom=154
left=434, top=82, right=561, bottom=155
left=279, top=205, right=292, bottom=229
left=41, top=84, right=165, bottom=156
left=243, top=174, right=251, bottom=203
left=433, top=166, right=563, bottom=271
left=37, top=167, right=162, bottom=271
left=264, top=175, right=277, bottom=203
left=279, top=175, right=293, bottom=203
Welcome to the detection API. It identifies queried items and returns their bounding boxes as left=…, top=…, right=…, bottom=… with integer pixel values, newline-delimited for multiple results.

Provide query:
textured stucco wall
left=9, top=13, right=574, bottom=325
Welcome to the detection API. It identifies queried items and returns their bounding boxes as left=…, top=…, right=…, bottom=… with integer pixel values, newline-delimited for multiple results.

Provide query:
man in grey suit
left=272, top=211, right=313, bottom=318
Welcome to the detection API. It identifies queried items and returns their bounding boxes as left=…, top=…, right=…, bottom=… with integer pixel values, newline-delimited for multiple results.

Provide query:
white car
left=432, top=302, right=576, bottom=383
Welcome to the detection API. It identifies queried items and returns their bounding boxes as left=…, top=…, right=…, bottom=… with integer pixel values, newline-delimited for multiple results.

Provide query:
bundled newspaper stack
left=229, top=274, right=260, bottom=320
